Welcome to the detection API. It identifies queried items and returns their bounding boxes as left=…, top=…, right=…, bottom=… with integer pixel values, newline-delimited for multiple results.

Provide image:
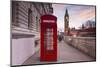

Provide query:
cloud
left=69, top=6, right=95, bottom=28
left=78, top=8, right=95, bottom=20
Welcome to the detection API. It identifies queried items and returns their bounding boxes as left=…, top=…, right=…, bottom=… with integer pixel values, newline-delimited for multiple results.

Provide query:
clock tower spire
left=64, top=9, right=69, bottom=34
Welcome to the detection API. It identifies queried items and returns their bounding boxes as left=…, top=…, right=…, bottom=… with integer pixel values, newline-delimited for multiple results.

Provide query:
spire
left=65, top=9, right=69, bottom=17
left=82, top=24, right=85, bottom=30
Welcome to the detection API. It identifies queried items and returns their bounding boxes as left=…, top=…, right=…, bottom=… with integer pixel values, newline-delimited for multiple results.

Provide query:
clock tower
left=64, top=9, right=69, bottom=34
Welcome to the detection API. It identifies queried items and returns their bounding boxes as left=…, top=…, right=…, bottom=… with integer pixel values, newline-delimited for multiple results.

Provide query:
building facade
left=12, top=1, right=53, bottom=65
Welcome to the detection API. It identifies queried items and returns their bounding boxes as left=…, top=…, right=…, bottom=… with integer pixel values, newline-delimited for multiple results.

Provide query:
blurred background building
left=77, top=20, right=96, bottom=37
left=67, top=20, right=96, bottom=37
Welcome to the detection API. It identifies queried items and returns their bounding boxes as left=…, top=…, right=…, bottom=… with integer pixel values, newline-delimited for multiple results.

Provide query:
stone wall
left=64, top=36, right=96, bottom=58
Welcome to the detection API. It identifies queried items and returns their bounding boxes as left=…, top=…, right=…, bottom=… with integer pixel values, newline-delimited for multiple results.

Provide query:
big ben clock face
left=65, top=16, right=69, bottom=21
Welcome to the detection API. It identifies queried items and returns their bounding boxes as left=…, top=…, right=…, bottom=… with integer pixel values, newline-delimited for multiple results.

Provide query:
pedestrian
left=58, top=35, right=62, bottom=42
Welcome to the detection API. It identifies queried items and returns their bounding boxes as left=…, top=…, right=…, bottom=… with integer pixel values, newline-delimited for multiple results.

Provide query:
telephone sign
left=40, top=15, right=57, bottom=61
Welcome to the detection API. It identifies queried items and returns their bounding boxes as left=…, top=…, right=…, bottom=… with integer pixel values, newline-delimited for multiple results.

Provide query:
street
left=23, top=40, right=95, bottom=65
left=58, top=41, right=94, bottom=62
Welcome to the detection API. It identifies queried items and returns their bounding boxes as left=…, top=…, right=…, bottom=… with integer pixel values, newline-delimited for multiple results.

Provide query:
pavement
left=23, top=40, right=95, bottom=65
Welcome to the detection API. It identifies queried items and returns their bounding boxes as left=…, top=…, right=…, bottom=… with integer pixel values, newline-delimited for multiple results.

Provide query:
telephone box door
left=40, top=15, right=57, bottom=61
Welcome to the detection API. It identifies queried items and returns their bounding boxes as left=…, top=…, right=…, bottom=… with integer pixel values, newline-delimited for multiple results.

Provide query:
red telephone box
left=40, top=15, right=57, bottom=61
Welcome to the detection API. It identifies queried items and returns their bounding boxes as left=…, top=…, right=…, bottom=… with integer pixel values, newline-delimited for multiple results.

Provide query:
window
left=28, top=8, right=32, bottom=30
left=44, top=28, right=54, bottom=50
left=36, top=16, right=38, bottom=31
left=12, top=1, right=15, bottom=23
left=12, top=1, right=19, bottom=26
left=34, top=39, right=39, bottom=47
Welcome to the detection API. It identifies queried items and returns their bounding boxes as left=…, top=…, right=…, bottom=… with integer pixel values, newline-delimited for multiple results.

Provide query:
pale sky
left=52, top=4, right=96, bottom=32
